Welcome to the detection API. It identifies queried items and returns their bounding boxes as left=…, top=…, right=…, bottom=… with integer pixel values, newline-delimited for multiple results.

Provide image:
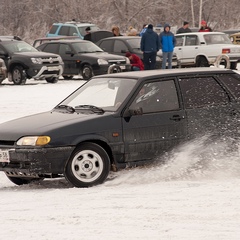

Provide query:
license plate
left=120, top=65, right=126, bottom=70
left=48, top=66, right=59, bottom=71
left=0, top=149, right=10, bottom=163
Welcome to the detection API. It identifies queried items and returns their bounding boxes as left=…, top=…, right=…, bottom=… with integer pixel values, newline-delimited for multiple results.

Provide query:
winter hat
left=183, top=21, right=189, bottom=26
left=201, top=20, right=206, bottom=25
left=85, top=26, right=91, bottom=31
left=147, top=24, right=153, bottom=29
left=125, top=52, right=131, bottom=58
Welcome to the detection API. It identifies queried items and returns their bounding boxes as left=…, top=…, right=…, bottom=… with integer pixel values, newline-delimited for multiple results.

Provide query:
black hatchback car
left=96, top=36, right=179, bottom=69
left=0, top=68, right=240, bottom=188
left=37, top=39, right=131, bottom=80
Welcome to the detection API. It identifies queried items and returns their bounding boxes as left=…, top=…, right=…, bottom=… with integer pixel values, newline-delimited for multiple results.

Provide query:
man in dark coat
left=140, top=24, right=160, bottom=70
left=176, top=21, right=192, bottom=34
left=84, top=27, right=92, bottom=41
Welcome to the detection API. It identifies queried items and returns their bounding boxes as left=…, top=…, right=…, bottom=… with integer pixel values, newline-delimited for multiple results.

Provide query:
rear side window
left=49, top=25, right=58, bottom=34
left=218, top=73, right=240, bottom=99
left=179, top=77, right=229, bottom=108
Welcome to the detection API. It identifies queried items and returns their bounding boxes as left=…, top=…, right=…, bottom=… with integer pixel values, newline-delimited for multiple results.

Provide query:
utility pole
left=199, top=0, right=203, bottom=28
left=191, top=0, right=195, bottom=27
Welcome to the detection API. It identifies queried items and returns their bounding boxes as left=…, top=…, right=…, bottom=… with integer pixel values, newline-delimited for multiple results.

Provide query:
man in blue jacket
left=159, top=23, right=176, bottom=69
left=140, top=24, right=160, bottom=70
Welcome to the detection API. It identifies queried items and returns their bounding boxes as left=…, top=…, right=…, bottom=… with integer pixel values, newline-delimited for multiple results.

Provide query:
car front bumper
left=0, top=146, right=74, bottom=175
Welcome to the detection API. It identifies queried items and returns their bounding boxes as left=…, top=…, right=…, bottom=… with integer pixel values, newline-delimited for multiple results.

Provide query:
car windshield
left=126, top=38, right=141, bottom=50
left=71, top=41, right=103, bottom=53
left=58, top=77, right=137, bottom=112
left=204, top=33, right=232, bottom=45
left=3, top=41, right=38, bottom=54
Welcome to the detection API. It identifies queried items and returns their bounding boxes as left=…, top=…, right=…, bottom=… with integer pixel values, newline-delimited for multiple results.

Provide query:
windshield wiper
left=55, top=105, right=75, bottom=113
left=74, top=105, right=105, bottom=113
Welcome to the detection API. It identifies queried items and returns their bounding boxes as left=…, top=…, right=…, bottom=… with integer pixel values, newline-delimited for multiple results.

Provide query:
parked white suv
left=174, top=32, right=240, bottom=69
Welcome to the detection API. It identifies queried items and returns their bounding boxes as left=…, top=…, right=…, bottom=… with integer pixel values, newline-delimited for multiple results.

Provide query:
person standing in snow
left=139, top=24, right=148, bottom=37
left=199, top=20, right=212, bottom=32
left=159, top=23, right=176, bottom=69
left=140, top=24, right=160, bottom=70
left=176, top=21, right=192, bottom=34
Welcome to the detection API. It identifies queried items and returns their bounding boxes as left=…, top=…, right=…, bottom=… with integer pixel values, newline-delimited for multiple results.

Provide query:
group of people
left=139, top=23, right=175, bottom=70
left=83, top=20, right=212, bottom=71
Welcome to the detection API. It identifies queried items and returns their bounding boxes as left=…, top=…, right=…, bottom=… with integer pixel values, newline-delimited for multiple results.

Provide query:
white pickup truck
left=174, top=32, right=240, bottom=69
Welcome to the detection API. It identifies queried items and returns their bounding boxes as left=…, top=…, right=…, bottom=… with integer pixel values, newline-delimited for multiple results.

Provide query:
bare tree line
left=0, top=0, right=239, bottom=43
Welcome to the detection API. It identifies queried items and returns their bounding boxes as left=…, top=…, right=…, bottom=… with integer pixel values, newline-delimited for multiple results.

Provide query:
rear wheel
left=196, top=56, right=209, bottom=67
left=81, top=65, right=93, bottom=80
left=46, top=77, right=58, bottom=83
left=12, top=65, right=27, bottom=85
left=65, top=143, right=110, bottom=188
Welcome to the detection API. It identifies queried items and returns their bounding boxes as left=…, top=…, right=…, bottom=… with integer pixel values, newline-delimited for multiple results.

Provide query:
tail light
left=222, top=48, right=230, bottom=54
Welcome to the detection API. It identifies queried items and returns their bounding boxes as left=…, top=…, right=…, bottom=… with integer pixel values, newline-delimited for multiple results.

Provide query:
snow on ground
left=1, top=70, right=240, bottom=240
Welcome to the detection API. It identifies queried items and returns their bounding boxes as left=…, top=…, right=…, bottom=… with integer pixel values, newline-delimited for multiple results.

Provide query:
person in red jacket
left=125, top=52, right=144, bottom=70
left=199, top=20, right=212, bottom=32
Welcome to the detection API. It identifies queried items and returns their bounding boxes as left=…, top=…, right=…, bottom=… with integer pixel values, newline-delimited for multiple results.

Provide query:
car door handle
left=169, top=115, right=183, bottom=121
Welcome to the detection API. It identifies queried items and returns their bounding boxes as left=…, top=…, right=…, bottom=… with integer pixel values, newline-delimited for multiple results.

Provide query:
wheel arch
left=72, top=138, right=115, bottom=166
left=195, top=54, right=209, bottom=64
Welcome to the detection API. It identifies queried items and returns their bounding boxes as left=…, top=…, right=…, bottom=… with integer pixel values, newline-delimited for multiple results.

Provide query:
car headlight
left=17, top=136, right=51, bottom=146
left=31, top=58, right=43, bottom=64
left=97, top=59, right=108, bottom=65
left=125, top=57, right=130, bottom=64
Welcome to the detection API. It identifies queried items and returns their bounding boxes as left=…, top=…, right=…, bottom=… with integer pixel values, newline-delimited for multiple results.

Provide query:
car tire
left=230, top=62, right=238, bottom=70
left=196, top=56, right=209, bottom=67
left=12, top=65, right=27, bottom=85
left=108, top=64, right=122, bottom=74
left=63, top=75, right=74, bottom=80
left=81, top=65, right=93, bottom=80
left=64, top=143, right=110, bottom=188
left=46, top=77, right=58, bottom=83
left=5, top=174, right=44, bottom=186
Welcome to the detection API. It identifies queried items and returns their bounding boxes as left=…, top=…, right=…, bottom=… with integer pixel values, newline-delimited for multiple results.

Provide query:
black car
left=96, top=36, right=179, bottom=68
left=37, top=39, right=131, bottom=80
left=0, top=68, right=240, bottom=188
left=0, top=36, right=64, bottom=84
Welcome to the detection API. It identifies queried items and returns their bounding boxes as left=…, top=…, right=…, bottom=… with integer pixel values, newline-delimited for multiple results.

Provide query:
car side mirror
left=123, top=107, right=143, bottom=117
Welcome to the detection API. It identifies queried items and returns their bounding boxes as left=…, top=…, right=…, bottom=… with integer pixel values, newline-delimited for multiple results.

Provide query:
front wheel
left=81, top=65, right=93, bottom=80
left=65, top=143, right=110, bottom=188
left=11, top=65, right=27, bottom=85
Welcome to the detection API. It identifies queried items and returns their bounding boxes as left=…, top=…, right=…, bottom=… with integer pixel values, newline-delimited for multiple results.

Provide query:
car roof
left=41, top=39, right=87, bottom=44
left=93, top=67, right=234, bottom=80
left=99, top=36, right=141, bottom=41
left=175, top=32, right=226, bottom=36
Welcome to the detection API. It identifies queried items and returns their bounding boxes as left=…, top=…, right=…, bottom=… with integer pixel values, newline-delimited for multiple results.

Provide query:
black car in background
left=37, top=39, right=131, bottom=80
left=0, top=68, right=240, bottom=188
left=96, top=36, right=179, bottom=68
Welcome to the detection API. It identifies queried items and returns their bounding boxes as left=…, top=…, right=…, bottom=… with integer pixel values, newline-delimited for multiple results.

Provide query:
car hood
left=0, top=110, right=116, bottom=142
left=13, top=51, right=60, bottom=58
left=79, top=52, right=127, bottom=60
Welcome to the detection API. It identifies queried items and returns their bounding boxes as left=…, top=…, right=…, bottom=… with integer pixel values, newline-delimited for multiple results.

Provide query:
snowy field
left=1, top=68, right=240, bottom=240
